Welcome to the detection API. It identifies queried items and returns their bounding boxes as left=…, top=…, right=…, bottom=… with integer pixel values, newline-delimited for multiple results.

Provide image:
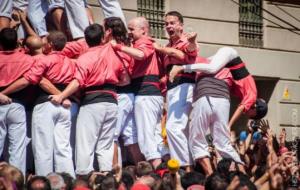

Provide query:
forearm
left=60, top=79, right=80, bottom=99
left=118, top=46, right=144, bottom=61
left=186, top=41, right=197, bottom=53
left=39, top=78, right=61, bottom=95
left=228, top=105, right=245, bottom=130
left=20, top=18, right=38, bottom=37
left=1, top=78, right=30, bottom=95
left=156, top=46, right=184, bottom=60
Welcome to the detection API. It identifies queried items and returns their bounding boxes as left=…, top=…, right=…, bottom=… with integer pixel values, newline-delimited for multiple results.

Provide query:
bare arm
left=18, top=10, right=38, bottom=37
left=1, top=78, right=30, bottom=95
left=153, top=43, right=185, bottom=60
left=39, top=77, right=61, bottom=94
left=49, top=79, right=80, bottom=105
left=228, top=105, right=245, bottom=130
left=111, top=41, right=145, bottom=61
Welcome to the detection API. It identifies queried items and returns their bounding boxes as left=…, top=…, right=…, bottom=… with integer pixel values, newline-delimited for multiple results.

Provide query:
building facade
left=88, top=0, right=300, bottom=140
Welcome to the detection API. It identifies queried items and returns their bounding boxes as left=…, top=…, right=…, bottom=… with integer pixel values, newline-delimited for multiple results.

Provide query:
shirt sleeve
left=135, top=40, right=155, bottom=60
left=74, top=58, right=89, bottom=88
left=23, top=59, right=48, bottom=84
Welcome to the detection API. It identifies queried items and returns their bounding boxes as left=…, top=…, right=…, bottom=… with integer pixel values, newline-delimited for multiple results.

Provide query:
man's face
left=128, top=21, right=144, bottom=41
left=164, top=15, right=183, bottom=40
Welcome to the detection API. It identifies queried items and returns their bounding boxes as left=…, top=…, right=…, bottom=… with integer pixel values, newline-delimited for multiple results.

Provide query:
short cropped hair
left=165, top=11, right=184, bottom=24
left=47, top=31, right=67, bottom=51
left=84, top=24, right=104, bottom=47
left=0, top=28, right=18, bottom=50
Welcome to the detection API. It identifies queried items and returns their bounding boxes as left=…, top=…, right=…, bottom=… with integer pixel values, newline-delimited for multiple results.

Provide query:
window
left=239, top=0, right=263, bottom=47
left=137, top=0, right=165, bottom=38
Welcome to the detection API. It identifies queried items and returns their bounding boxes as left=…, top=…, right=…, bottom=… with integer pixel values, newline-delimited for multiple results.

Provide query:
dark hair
left=84, top=24, right=104, bottom=47
left=251, top=99, right=268, bottom=120
left=165, top=11, right=184, bottom=24
left=27, top=176, right=51, bottom=190
left=228, top=171, right=257, bottom=190
left=0, top=28, right=18, bottom=50
left=205, top=172, right=228, bottom=190
left=121, top=171, right=134, bottom=190
left=181, top=171, right=205, bottom=189
left=217, top=158, right=235, bottom=177
left=59, top=172, right=74, bottom=190
left=99, top=174, right=118, bottom=190
left=104, top=17, right=130, bottom=46
left=136, top=161, right=153, bottom=177
left=47, top=31, right=67, bottom=51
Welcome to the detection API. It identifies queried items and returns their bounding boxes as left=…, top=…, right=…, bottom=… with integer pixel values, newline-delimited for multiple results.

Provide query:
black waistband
left=81, top=91, right=117, bottom=105
left=167, top=76, right=195, bottom=90
left=131, top=75, right=160, bottom=85
left=116, top=84, right=134, bottom=94
left=230, top=67, right=250, bottom=80
left=226, top=56, right=243, bottom=67
left=85, top=84, right=116, bottom=93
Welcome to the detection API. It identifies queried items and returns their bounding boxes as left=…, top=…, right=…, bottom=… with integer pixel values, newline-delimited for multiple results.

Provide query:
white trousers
left=134, top=95, right=167, bottom=160
left=114, top=93, right=137, bottom=146
left=189, top=96, right=242, bottom=164
left=166, top=83, right=194, bottom=166
left=75, top=102, right=118, bottom=175
left=65, top=0, right=126, bottom=39
left=0, top=103, right=27, bottom=175
left=32, top=101, right=76, bottom=178
left=27, top=0, right=64, bottom=36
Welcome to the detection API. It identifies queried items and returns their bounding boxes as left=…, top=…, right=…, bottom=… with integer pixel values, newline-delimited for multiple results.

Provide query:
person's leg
left=53, top=105, right=76, bottom=178
left=27, top=0, right=49, bottom=36
left=64, top=0, right=89, bottom=39
left=166, top=83, right=194, bottom=168
left=0, top=0, right=12, bottom=30
left=32, top=102, right=55, bottom=176
left=98, top=0, right=126, bottom=26
left=75, top=104, right=102, bottom=175
left=189, top=97, right=213, bottom=176
left=0, top=105, right=9, bottom=159
left=134, top=95, right=164, bottom=169
left=95, top=102, right=118, bottom=172
left=210, top=97, right=243, bottom=164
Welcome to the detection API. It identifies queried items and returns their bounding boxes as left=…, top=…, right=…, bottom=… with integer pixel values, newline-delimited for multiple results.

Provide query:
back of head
left=104, top=17, right=130, bottom=46
left=0, top=28, right=18, bottom=50
left=136, top=161, right=153, bottom=178
left=25, top=36, right=43, bottom=54
left=251, top=98, right=268, bottom=120
left=181, top=171, right=205, bottom=189
left=59, top=172, right=74, bottom=190
left=0, top=164, right=24, bottom=190
left=165, top=11, right=184, bottom=24
left=84, top=24, right=104, bottom=47
left=99, top=174, right=118, bottom=190
left=27, top=176, right=51, bottom=190
left=217, top=158, right=234, bottom=176
left=205, top=172, right=228, bottom=190
left=47, top=172, right=65, bottom=190
left=47, top=31, right=67, bottom=51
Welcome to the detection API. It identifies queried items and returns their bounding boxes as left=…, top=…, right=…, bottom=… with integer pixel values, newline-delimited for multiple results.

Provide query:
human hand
left=169, top=65, right=183, bottom=83
left=48, top=94, right=64, bottom=105
left=0, top=93, right=12, bottom=105
left=62, top=99, right=72, bottom=108
left=184, top=32, right=197, bottom=43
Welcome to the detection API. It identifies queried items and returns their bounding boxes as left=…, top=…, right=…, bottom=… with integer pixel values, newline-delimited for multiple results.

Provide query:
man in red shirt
left=154, top=11, right=198, bottom=171
left=50, top=24, right=130, bottom=175
left=110, top=17, right=168, bottom=169
left=169, top=46, right=268, bottom=141
left=1, top=31, right=78, bottom=177
left=0, top=28, right=35, bottom=175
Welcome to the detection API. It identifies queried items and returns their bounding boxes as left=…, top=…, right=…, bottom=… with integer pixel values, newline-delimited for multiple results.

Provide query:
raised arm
left=153, top=42, right=185, bottom=60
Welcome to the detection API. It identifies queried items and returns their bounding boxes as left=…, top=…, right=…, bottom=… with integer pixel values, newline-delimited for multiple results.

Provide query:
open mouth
left=167, top=30, right=175, bottom=36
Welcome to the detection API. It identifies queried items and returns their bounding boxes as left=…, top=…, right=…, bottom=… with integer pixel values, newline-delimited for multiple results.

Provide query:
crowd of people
left=0, top=0, right=299, bottom=189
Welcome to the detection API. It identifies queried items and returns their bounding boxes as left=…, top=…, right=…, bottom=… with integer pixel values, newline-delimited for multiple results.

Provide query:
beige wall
left=87, top=0, right=300, bottom=140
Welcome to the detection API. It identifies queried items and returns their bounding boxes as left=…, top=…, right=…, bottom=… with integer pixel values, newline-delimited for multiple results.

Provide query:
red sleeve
left=23, top=59, right=48, bottom=84
left=180, top=42, right=198, bottom=63
left=135, top=39, right=155, bottom=60
left=74, top=58, right=89, bottom=88
left=62, top=40, right=88, bottom=58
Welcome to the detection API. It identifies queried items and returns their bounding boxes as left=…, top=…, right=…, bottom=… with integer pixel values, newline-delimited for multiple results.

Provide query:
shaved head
left=25, top=36, right=43, bottom=54
left=129, top=17, right=149, bottom=33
